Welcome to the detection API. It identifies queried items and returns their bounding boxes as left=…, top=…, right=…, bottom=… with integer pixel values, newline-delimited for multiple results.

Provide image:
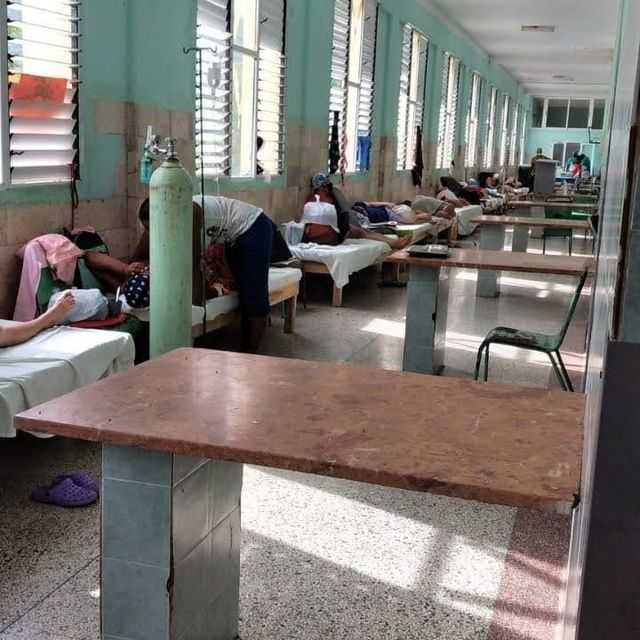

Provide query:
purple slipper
left=53, top=471, right=99, bottom=495
left=31, top=477, right=98, bottom=508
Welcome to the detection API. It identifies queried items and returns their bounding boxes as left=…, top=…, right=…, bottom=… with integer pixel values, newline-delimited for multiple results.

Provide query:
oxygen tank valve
left=140, top=127, right=179, bottom=184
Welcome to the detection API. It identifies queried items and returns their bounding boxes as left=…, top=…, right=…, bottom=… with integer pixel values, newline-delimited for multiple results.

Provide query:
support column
left=403, top=265, right=449, bottom=375
left=528, top=205, right=546, bottom=242
left=101, top=445, right=242, bottom=640
left=512, top=208, right=533, bottom=251
left=477, top=225, right=505, bottom=297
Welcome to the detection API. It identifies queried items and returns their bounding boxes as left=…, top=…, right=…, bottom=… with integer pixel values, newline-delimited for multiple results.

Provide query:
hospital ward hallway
left=3, top=0, right=640, bottom=636
left=0, top=231, right=589, bottom=640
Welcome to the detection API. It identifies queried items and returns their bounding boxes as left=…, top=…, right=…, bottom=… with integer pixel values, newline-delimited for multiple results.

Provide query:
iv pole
left=184, top=45, right=217, bottom=339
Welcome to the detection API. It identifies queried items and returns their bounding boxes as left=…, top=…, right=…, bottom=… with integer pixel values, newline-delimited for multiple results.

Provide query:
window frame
left=532, top=97, right=606, bottom=130
left=395, top=24, right=428, bottom=171
left=195, top=0, right=287, bottom=180
left=1, top=0, right=81, bottom=189
left=464, top=71, right=481, bottom=167
left=328, top=0, right=379, bottom=175
left=436, top=52, right=461, bottom=170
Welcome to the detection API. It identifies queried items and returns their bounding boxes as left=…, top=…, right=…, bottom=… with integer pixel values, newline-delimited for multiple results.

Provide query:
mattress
left=191, top=267, right=301, bottom=326
left=0, top=324, right=135, bottom=438
left=290, top=239, right=391, bottom=289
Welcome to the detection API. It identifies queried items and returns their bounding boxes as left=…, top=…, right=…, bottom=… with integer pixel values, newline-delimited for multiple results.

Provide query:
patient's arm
left=0, top=291, right=75, bottom=347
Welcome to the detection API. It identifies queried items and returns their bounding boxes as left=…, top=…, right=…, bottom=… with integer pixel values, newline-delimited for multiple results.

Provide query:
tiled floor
left=0, top=233, right=587, bottom=639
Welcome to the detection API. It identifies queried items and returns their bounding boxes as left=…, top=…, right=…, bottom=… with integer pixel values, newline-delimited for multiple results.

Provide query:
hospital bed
left=0, top=323, right=134, bottom=438
left=292, top=239, right=391, bottom=307
left=191, top=267, right=302, bottom=336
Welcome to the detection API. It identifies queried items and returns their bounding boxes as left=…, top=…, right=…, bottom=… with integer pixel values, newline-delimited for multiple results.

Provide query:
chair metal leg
left=548, top=352, right=568, bottom=391
left=569, top=233, right=573, bottom=256
left=484, top=344, right=490, bottom=382
left=474, top=344, right=485, bottom=381
left=542, top=233, right=546, bottom=255
left=556, top=350, right=574, bottom=392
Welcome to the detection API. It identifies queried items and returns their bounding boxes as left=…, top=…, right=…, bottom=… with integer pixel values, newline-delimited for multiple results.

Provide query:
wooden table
left=386, top=249, right=593, bottom=375
left=15, top=348, right=585, bottom=640
left=507, top=201, right=599, bottom=251
left=471, top=215, right=592, bottom=295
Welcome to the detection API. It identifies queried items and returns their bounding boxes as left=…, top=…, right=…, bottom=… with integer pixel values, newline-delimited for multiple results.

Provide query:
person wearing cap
left=306, top=174, right=410, bottom=250
left=530, top=147, right=550, bottom=177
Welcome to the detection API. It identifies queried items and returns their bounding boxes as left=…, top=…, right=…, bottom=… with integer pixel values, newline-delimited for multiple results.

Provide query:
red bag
left=202, top=242, right=235, bottom=296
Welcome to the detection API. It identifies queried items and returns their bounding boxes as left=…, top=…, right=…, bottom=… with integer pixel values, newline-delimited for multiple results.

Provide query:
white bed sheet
left=0, top=324, right=135, bottom=438
left=191, top=267, right=301, bottom=326
left=456, top=205, right=483, bottom=236
left=290, top=239, right=391, bottom=289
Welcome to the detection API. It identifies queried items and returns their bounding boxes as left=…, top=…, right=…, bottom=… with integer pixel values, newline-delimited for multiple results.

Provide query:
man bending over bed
left=0, top=291, right=75, bottom=348
left=85, top=196, right=274, bottom=354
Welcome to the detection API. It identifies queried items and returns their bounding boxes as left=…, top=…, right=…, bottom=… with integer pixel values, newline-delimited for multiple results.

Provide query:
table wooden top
left=510, top=200, right=599, bottom=211
left=16, top=349, right=585, bottom=512
left=472, top=215, right=591, bottom=229
left=387, top=248, right=593, bottom=275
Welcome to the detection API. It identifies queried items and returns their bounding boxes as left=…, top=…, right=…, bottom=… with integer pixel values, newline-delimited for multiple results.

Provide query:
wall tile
left=171, top=110, right=194, bottom=141
left=6, top=204, right=67, bottom=246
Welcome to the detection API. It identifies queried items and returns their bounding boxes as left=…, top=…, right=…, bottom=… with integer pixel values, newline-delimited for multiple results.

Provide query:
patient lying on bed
left=307, top=174, right=410, bottom=250
left=0, top=291, right=75, bottom=348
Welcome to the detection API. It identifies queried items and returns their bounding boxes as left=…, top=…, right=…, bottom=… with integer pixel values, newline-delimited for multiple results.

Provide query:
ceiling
left=422, top=0, right=619, bottom=98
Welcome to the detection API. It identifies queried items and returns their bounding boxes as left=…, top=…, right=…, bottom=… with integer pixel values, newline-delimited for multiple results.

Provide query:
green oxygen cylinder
left=149, top=145, right=193, bottom=358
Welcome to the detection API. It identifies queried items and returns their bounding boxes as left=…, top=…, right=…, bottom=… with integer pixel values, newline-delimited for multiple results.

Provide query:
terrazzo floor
left=0, top=232, right=588, bottom=639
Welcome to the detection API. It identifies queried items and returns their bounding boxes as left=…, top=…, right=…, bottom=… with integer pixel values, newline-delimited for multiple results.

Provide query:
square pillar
left=477, top=225, right=505, bottom=297
left=403, top=265, right=449, bottom=375
left=101, top=445, right=243, bottom=640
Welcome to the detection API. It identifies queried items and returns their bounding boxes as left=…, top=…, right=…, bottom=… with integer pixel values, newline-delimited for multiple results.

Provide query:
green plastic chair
left=474, top=270, right=588, bottom=392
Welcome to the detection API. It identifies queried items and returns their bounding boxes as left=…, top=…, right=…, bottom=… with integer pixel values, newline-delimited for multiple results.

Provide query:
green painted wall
left=526, top=127, right=604, bottom=174
left=0, top=0, right=530, bottom=207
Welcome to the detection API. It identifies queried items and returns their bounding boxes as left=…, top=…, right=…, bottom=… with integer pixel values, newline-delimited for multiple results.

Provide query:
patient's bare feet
left=44, top=291, right=76, bottom=326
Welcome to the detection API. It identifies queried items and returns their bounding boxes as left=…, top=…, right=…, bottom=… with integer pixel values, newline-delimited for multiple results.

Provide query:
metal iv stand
left=184, top=44, right=218, bottom=339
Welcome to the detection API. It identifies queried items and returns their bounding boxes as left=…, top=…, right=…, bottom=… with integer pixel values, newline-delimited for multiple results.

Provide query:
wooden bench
left=16, top=348, right=584, bottom=640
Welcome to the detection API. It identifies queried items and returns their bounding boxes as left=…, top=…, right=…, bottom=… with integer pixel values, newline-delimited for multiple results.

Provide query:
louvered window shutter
left=436, top=54, right=451, bottom=169
left=357, top=0, right=377, bottom=157
left=395, top=25, right=412, bottom=170
left=6, top=0, right=80, bottom=185
left=519, top=111, right=527, bottom=165
left=195, top=0, right=231, bottom=177
left=499, top=94, right=510, bottom=167
left=328, top=0, right=349, bottom=173
left=509, top=103, right=520, bottom=166
left=484, top=87, right=497, bottom=168
left=437, top=54, right=459, bottom=169
left=257, top=0, right=286, bottom=175
left=446, top=57, right=460, bottom=167
left=465, top=73, right=481, bottom=167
